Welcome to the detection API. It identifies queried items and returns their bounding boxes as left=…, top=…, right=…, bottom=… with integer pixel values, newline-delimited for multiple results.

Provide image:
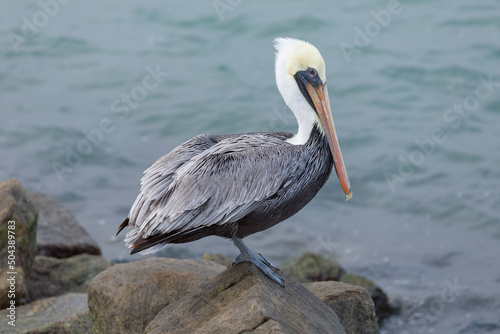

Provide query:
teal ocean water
left=2, top=1, right=500, bottom=332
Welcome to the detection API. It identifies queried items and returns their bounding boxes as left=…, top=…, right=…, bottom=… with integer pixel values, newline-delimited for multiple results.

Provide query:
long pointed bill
left=306, top=83, right=352, bottom=201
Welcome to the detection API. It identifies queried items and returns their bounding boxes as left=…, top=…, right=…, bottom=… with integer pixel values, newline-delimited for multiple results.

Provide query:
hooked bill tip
left=345, top=190, right=353, bottom=201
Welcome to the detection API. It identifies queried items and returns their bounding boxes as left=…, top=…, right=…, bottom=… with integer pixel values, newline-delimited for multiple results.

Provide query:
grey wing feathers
left=127, top=134, right=219, bottom=227
left=125, top=132, right=296, bottom=245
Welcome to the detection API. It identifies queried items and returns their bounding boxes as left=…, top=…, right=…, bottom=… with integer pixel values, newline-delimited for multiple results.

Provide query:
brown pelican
left=117, top=38, right=352, bottom=286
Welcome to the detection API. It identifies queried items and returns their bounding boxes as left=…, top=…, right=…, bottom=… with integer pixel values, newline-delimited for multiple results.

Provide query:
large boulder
left=145, top=262, right=346, bottom=334
left=30, top=192, right=101, bottom=258
left=0, top=179, right=38, bottom=308
left=89, top=256, right=382, bottom=334
left=88, top=257, right=226, bottom=334
left=0, top=293, right=92, bottom=334
left=305, top=281, right=379, bottom=334
left=28, top=254, right=110, bottom=301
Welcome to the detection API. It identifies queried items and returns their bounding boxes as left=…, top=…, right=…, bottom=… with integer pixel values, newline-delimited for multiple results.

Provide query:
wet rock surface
left=28, top=254, right=110, bottom=301
left=30, top=192, right=101, bottom=258
left=0, top=293, right=92, bottom=334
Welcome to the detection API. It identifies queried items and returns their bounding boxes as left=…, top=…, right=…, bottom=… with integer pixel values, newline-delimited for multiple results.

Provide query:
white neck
left=275, top=55, right=321, bottom=145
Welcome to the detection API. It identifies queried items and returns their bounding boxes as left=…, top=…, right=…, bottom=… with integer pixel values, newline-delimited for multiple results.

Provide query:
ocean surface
left=1, top=0, right=500, bottom=332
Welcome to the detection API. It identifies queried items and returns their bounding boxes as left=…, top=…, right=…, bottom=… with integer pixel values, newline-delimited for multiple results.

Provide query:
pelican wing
left=126, top=132, right=298, bottom=246
left=126, top=134, right=220, bottom=227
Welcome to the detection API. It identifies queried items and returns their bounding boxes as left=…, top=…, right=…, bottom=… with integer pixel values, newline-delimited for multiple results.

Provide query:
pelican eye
left=308, top=68, right=317, bottom=77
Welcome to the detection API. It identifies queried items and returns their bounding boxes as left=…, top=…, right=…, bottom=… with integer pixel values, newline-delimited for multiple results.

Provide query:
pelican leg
left=232, top=237, right=284, bottom=287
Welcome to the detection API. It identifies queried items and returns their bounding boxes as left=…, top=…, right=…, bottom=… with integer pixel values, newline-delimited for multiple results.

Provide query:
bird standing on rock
left=117, top=38, right=352, bottom=286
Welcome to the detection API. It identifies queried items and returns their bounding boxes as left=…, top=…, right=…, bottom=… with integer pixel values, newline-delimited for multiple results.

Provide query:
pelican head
left=274, top=37, right=352, bottom=201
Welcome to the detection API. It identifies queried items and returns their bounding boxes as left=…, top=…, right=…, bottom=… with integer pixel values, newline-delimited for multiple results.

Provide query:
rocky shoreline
left=0, top=179, right=396, bottom=333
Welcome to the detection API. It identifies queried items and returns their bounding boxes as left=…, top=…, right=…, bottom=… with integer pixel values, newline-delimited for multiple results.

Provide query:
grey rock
left=0, top=293, right=92, bottom=334
left=340, top=273, right=396, bottom=323
left=282, top=253, right=397, bottom=322
left=201, top=252, right=234, bottom=267
left=144, top=262, right=346, bottom=334
left=281, top=252, right=343, bottom=282
left=28, top=254, right=110, bottom=301
left=30, top=192, right=101, bottom=258
left=305, top=281, right=379, bottom=334
left=0, top=179, right=38, bottom=308
left=88, top=257, right=226, bottom=334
